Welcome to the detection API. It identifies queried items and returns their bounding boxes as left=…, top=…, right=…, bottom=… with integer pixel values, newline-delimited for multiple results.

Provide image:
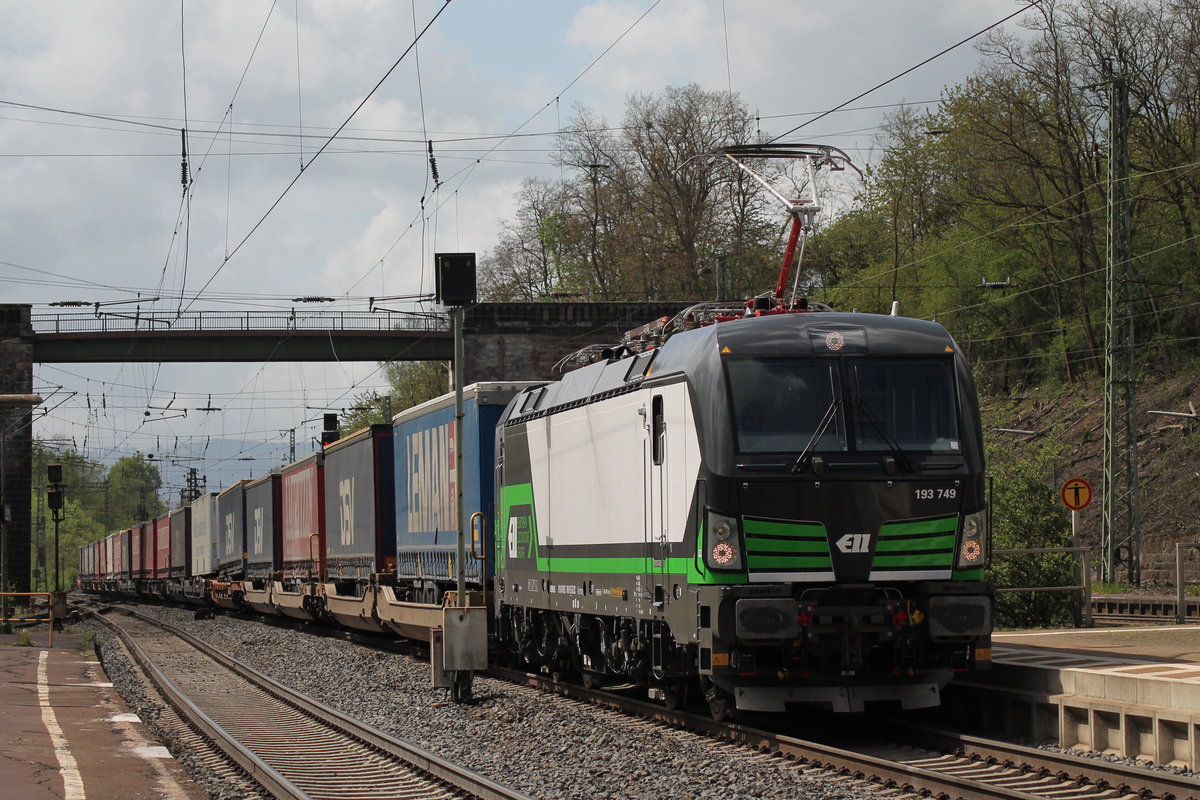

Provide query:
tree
left=339, top=362, right=450, bottom=433
left=482, top=85, right=784, bottom=303
left=812, top=0, right=1200, bottom=391
left=984, top=434, right=1076, bottom=628
left=107, top=454, right=166, bottom=530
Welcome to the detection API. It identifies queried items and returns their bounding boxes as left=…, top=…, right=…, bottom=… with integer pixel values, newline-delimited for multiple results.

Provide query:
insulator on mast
left=428, top=139, right=440, bottom=186
left=180, top=128, right=190, bottom=193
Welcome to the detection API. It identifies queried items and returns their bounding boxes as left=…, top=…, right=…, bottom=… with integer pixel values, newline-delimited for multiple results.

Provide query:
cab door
left=646, top=394, right=669, bottom=608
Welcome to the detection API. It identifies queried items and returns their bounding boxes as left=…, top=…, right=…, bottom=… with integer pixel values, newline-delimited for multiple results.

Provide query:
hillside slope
left=981, top=363, right=1200, bottom=585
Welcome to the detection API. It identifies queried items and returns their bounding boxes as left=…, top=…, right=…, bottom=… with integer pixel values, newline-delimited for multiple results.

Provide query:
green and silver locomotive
left=493, top=308, right=992, bottom=714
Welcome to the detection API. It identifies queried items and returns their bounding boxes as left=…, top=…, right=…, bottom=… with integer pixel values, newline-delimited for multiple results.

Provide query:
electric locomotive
left=493, top=145, right=992, bottom=715
left=493, top=309, right=992, bottom=714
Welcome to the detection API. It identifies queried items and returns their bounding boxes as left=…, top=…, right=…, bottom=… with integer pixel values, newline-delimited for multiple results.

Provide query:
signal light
left=47, top=488, right=64, bottom=511
left=711, top=542, right=735, bottom=565
left=47, top=463, right=63, bottom=484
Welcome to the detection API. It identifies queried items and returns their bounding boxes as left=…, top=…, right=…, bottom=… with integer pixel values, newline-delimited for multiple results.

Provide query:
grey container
left=169, top=507, right=191, bottom=577
left=217, top=480, right=249, bottom=578
left=322, top=424, right=394, bottom=583
left=245, top=472, right=281, bottom=578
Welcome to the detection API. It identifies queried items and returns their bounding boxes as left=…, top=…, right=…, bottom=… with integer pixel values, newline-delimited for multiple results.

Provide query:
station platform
left=943, top=624, right=1200, bottom=769
left=0, top=630, right=207, bottom=800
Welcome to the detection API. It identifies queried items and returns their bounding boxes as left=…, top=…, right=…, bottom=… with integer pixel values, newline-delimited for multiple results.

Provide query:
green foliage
left=28, top=446, right=164, bottom=589
left=79, top=629, right=98, bottom=654
left=340, top=362, right=451, bottom=435
left=107, top=454, right=166, bottom=529
left=15, top=630, right=34, bottom=647
left=1093, top=581, right=1137, bottom=594
left=984, top=434, right=1078, bottom=628
left=809, top=0, right=1200, bottom=393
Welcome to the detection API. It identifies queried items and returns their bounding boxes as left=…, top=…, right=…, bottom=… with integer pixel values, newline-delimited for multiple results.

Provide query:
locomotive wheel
left=580, top=671, right=602, bottom=690
left=661, top=680, right=689, bottom=711
left=700, top=677, right=733, bottom=722
left=450, top=670, right=473, bottom=703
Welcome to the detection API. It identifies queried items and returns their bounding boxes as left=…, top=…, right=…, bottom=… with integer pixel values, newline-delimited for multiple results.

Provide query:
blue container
left=323, top=424, right=395, bottom=581
left=217, top=480, right=249, bottom=578
left=393, top=382, right=538, bottom=587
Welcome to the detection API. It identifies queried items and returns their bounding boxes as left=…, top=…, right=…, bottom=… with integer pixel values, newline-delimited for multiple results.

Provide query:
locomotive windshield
left=850, top=358, right=960, bottom=454
left=727, top=356, right=960, bottom=455
left=727, top=358, right=846, bottom=453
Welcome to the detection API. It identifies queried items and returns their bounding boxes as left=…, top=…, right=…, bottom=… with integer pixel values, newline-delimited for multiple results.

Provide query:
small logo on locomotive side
left=825, top=331, right=845, bottom=351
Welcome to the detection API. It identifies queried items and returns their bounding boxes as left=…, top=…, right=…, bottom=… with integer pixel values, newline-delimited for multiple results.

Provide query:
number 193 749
left=914, top=487, right=956, bottom=500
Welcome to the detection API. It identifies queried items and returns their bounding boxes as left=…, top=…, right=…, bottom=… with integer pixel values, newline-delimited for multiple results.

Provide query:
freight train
left=79, top=306, right=993, bottom=716
left=79, top=145, right=993, bottom=715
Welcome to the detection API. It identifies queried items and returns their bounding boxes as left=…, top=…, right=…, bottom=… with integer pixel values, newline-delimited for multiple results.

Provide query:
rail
left=31, top=309, right=448, bottom=335
left=992, top=546, right=1093, bottom=627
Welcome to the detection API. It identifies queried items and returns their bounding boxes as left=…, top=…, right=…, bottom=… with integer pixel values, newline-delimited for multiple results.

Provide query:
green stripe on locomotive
left=871, top=516, right=958, bottom=570
left=499, top=482, right=974, bottom=584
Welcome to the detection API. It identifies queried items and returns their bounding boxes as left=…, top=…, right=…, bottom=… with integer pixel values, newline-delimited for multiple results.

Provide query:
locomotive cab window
left=850, top=358, right=959, bottom=453
left=726, top=358, right=846, bottom=454
left=651, top=394, right=665, bottom=465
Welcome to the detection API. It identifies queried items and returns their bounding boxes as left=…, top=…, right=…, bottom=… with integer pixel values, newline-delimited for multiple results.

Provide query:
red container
left=154, top=514, right=171, bottom=579
left=130, top=526, right=143, bottom=579
left=281, top=453, right=325, bottom=580
left=114, top=529, right=129, bottom=579
left=140, top=522, right=154, bottom=576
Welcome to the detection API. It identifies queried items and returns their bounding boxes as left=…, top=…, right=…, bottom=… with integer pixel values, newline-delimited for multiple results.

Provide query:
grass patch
left=15, top=630, right=34, bottom=647
left=1092, top=581, right=1137, bottom=594
left=78, top=629, right=97, bottom=654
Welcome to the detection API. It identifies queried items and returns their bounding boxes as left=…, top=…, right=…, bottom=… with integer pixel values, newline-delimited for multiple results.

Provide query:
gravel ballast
left=95, top=604, right=899, bottom=800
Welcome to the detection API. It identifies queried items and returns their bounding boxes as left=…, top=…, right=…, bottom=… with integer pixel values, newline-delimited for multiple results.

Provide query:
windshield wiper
left=852, top=392, right=913, bottom=473
left=791, top=398, right=841, bottom=474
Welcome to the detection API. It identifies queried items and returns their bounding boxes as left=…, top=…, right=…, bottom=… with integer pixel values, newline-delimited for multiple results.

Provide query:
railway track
left=90, top=600, right=1199, bottom=800
left=497, top=668, right=1200, bottom=800
left=89, top=606, right=530, bottom=800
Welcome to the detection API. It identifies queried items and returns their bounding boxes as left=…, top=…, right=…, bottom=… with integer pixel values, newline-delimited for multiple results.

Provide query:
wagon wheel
left=450, top=670, right=474, bottom=704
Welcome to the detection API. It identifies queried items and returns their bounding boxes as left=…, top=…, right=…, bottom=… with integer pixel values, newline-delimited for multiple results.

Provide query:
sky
left=0, top=0, right=1033, bottom=502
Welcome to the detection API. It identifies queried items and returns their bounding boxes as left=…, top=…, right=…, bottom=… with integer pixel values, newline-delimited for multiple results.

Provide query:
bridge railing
left=31, top=310, right=449, bottom=335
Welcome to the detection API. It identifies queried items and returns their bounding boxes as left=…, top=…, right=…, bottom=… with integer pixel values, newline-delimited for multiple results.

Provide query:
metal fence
left=32, top=310, right=448, bottom=335
left=992, top=546, right=1093, bottom=627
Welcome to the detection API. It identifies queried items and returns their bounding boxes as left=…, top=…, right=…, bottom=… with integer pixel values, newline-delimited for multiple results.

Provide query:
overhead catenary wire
left=181, top=0, right=454, bottom=313
left=767, top=1, right=1044, bottom=143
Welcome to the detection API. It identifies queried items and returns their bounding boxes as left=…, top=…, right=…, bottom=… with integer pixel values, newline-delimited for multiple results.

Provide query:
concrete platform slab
left=0, top=631, right=208, bottom=800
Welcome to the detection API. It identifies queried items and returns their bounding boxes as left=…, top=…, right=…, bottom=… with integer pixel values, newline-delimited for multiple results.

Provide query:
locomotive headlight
left=713, top=519, right=734, bottom=541
left=957, top=508, right=988, bottom=568
left=705, top=510, right=743, bottom=571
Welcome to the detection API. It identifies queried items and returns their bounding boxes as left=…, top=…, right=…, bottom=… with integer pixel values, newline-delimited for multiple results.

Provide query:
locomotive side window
left=652, top=394, right=665, bottom=465
left=850, top=358, right=959, bottom=453
left=726, top=358, right=845, bottom=453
